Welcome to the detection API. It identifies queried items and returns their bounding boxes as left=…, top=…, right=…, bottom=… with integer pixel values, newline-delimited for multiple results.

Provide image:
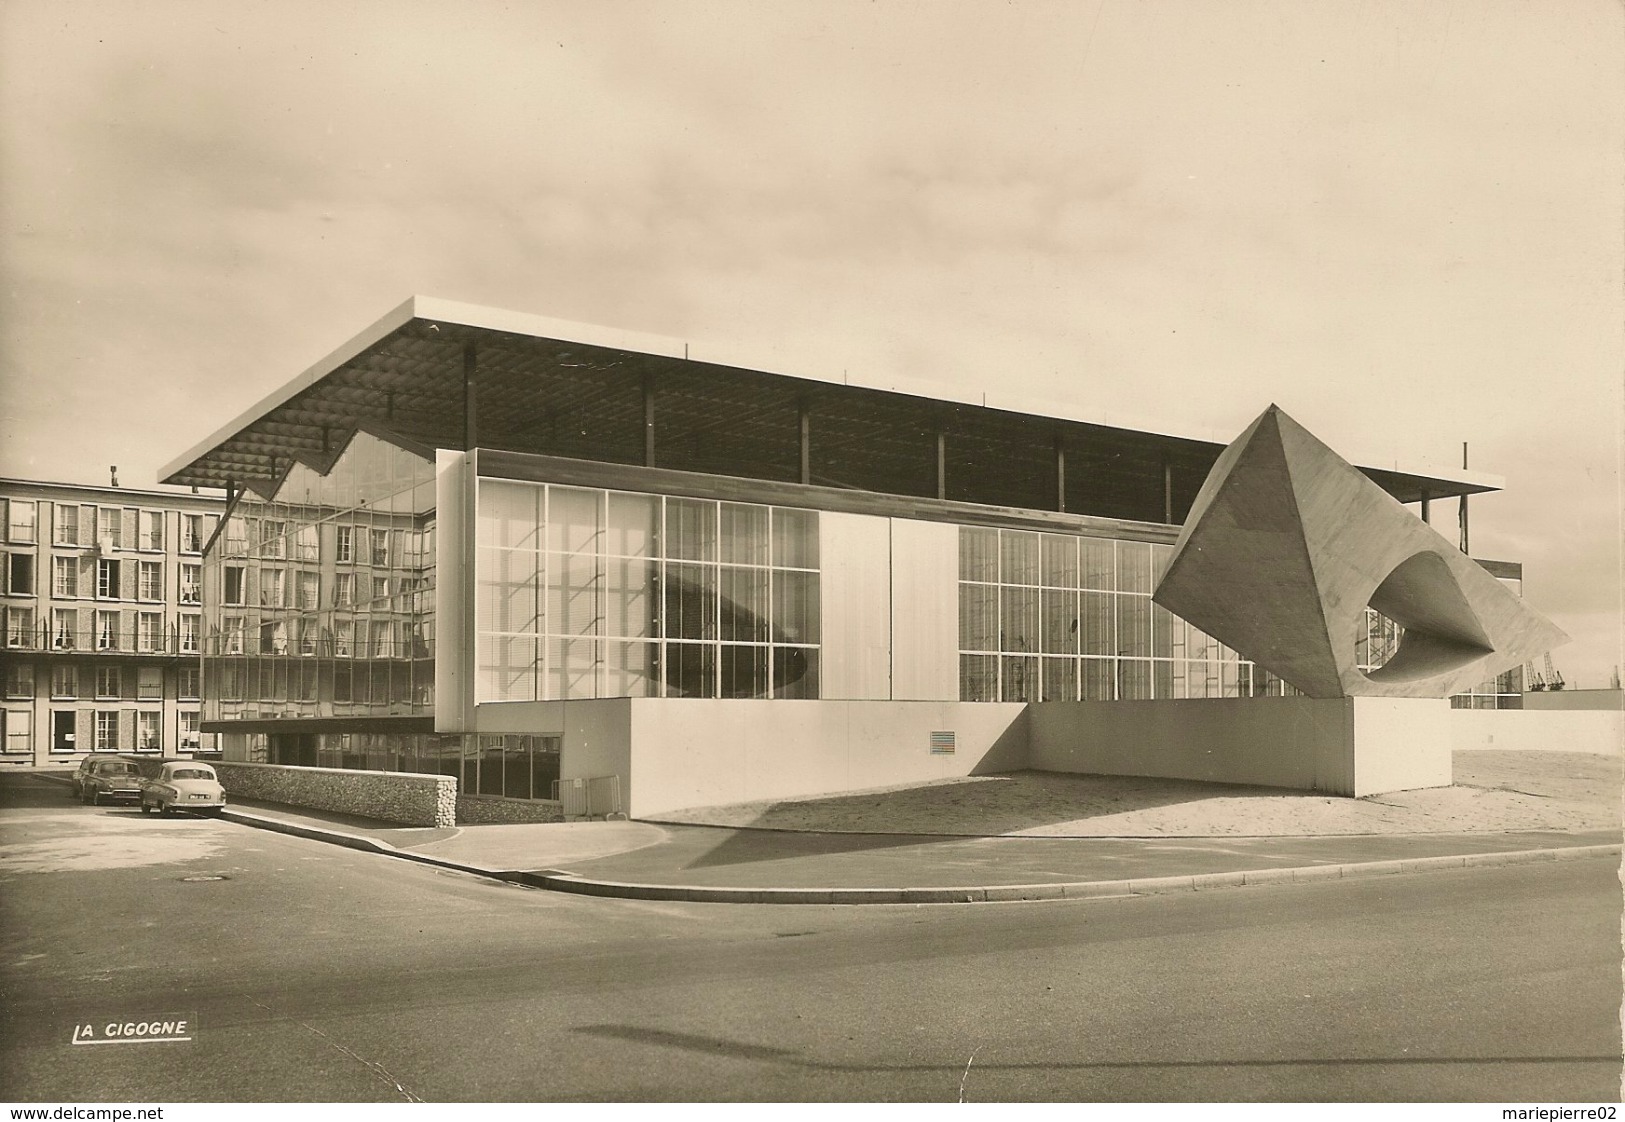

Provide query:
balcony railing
left=3, top=624, right=201, bottom=656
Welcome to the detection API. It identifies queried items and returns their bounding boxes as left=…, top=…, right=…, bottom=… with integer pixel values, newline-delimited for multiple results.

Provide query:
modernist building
left=158, top=297, right=1523, bottom=815
left=0, top=478, right=226, bottom=766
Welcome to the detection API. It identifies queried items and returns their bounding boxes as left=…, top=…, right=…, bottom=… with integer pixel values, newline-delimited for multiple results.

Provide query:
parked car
left=140, top=761, right=227, bottom=817
left=69, top=754, right=143, bottom=799
left=77, top=757, right=149, bottom=806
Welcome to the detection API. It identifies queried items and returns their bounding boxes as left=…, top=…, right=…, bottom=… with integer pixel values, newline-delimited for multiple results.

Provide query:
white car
left=140, top=761, right=227, bottom=817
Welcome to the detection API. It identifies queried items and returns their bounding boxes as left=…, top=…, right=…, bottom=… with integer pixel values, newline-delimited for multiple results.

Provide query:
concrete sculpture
left=1153, top=405, right=1568, bottom=700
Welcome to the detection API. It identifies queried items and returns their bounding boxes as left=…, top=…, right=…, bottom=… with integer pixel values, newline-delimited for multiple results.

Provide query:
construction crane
left=1544, top=653, right=1565, bottom=691
left=1526, top=661, right=1546, bottom=691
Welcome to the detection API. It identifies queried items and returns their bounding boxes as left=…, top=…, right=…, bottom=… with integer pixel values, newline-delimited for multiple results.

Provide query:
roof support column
left=1054, top=438, right=1066, bottom=513
left=1163, top=456, right=1173, bottom=524
left=643, top=374, right=656, bottom=468
left=1458, top=443, right=1469, bottom=554
left=1420, top=489, right=1431, bottom=525
left=462, top=340, right=479, bottom=451
left=935, top=431, right=947, bottom=501
left=798, top=404, right=811, bottom=485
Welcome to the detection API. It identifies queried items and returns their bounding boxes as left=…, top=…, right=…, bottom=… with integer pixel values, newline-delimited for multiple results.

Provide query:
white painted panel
left=889, top=518, right=959, bottom=700
left=818, top=511, right=892, bottom=700
left=433, top=451, right=473, bottom=732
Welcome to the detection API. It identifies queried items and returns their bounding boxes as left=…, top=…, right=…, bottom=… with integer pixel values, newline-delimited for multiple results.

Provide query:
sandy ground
left=653, top=750, right=1624, bottom=837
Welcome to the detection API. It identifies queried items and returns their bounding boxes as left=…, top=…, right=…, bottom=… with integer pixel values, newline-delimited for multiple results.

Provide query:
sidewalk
left=219, top=752, right=1622, bottom=905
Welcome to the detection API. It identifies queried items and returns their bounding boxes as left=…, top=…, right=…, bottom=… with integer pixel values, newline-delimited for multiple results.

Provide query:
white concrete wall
left=1520, top=689, right=1625, bottom=713
left=1027, top=696, right=1452, bottom=796
left=434, top=450, right=474, bottom=733
left=559, top=698, right=633, bottom=803
left=819, top=511, right=892, bottom=700
left=1451, top=709, right=1624, bottom=754
left=1349, top=697, right=1453, bottom=795
left=621, top=698, right=1028, bottom=818
left=889, top=518, right=959, bottom=701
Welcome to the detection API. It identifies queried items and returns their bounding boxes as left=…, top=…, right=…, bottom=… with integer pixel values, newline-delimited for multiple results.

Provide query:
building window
left=96, top=664, right=121, bottom=699
left=371, top=575, right=389, bottom=604
left=178, top=710, right=200, bottom=751
left=137, top=711, right=161, bottom=751
left=295, top=524, right=319, bottom=561
left=298, top=571, right=320, bottom=611
left=50, top=663, right=76, bottom=698
left=137, top=666, right=162, bottom=700
left=178, top=613, right=200, bottom=654
left=95, top=710, right=118, bottom=751
left=370, top=529, right=389, bottom=567
left=259, top=519, right=286, bottom=559
left=3, top=709, right=31, bottom=754
left=334, top=571, right=354, bottom=607
left=179, top=563, right=201, bottom=604
left=222, top=616, right=245, bottom=655
left=224, top=516, right=249, bottom=555
left=138, top=510, right=164, bottom=551
left=100, top=508, right=124, bottom=550
left=182, top=513, right=207, bottom=553
left=336, top=525, right=354, bottom=563
left=3, top=661, right=31, bottom=698
left=4, top=552, right=34, bottom=595
left=6, top=499, right=37, bottom=543
left=50, top=608, right=76, bottom=650
left=96, top=610, right=120, bottom=651
left=5, top=606, right=34, bottom=649
left=137, top=612, right=163, bottom=652
left=138, top=560, right=163, bottom=601
left=260, top=568, right=286, bottom=608
left=96, top=558, right=121, bottom=599
left=53, top=504, right=79, bottom=546
left=223, top=565, right=246, bottom=605
left=178, top=665, right=201, bottom=700
left=53, top=556, right=78, bottom=598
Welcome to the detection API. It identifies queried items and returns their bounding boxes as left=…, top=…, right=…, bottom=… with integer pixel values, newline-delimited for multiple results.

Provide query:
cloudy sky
left=1, top=0, right=1619, bottom=686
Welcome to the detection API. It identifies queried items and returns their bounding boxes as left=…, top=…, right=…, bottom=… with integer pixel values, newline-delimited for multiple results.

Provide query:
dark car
left=78, top=757, right=148, bottom=806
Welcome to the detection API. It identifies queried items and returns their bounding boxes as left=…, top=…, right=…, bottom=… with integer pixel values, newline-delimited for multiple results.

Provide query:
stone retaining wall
left=454, top=794, right=566, bottom=824
left=214, top=762, right=456, bottom=827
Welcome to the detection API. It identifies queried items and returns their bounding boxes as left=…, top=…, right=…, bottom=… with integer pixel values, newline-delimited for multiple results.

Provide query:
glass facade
left=244, top=730, right=560, bottom=801
left=201, top=434, right=436, bottom=723
left=476, top=480, right=820, bottom=701
left=957, top=526, right=1290, bottom=702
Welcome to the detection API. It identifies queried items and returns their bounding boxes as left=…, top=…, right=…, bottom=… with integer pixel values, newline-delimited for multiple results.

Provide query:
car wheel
left=140, top=801, right=153, bottom=815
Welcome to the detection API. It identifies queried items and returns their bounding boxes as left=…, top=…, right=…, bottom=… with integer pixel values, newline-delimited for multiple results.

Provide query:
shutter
left=118, top=709, right=136, bottom=750
left=121, top=509, right=138, bottom=550
left=122, top=665, right=138, bottom=700
left=79, top=555, right=96, bottom=595
left=78, top=506, right=96, bottom=545
left=75, top=707, right=92, bottom=749
left=120, top=560, right=137, bottom=600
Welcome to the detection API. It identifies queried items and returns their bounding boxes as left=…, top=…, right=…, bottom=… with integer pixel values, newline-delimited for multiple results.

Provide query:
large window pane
left=547, top=552, right=601, bottom=636
left=959, top=527, right=997, bottom=583
left=1116, top=541, right=1152, bottom=594
left=663, top=641, right=715, bottom=697
left=771, top=507, right=817, bottom=569
left=1000, top=587, right=1038, bottom=653
left=604, top=558, right=656, bottom=639
left=1080, top=591, right=1114, bottom=656
left=719, top=567, right=769, bottom=642
left=959, top=654, right=998, bottom=702
left=1079, top=537, right=1114, bottom=590
left=1082, top=658, right=1114, bottom=701
left=1000, top=531, right=1040, bottom=586
left=1041, top=534, right=1078, bottom=588
left=606, top=493, right=658, bottom=558
left=1041, top=588, right=1078, bottom=654
left=1001, top=655, right=1038, bottom=702
left=773, top=647, right=818, bottom=699
left=547, top=487, right=603, bottom=554
left=721, top=644, right=771, bottom=698
left=720, top=504, right=769, bottom=566
left=604, top=640, right=657, bottom=697
left=1041, top=657, right=1076, bottom=702
left=667, top=498, right=716, bottom=562
left=959, top=583, right=998, bottom=651
left=772, top=570, right=819, bottom=644
left=1117, top=595, right=1152, bottom=657
left=664, top=563, right=716, bottom=641
left=1118, top=658, right=1152, bottom=700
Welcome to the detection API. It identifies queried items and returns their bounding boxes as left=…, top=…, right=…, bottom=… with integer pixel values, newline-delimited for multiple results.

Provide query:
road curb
left=214, top=807, right=1621, bottom=905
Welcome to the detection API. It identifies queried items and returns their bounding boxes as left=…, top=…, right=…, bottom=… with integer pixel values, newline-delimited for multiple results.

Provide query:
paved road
left=1, top=772, right=1618, bottom=1102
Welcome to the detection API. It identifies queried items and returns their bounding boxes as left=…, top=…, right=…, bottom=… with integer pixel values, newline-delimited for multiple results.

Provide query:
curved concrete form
left=1153, top=405, right=1568, bottom=700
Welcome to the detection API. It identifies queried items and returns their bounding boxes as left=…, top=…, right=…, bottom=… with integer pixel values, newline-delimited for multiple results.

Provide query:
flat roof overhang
left=160, top=296, right=1503, bottom=521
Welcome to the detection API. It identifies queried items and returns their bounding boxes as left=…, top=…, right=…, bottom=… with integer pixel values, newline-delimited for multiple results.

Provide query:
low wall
left=622, top=699, right=1030, bottom=818
left=1028, top=696, right=1452, bottom=797
left=214, top=762, right=457, bottom=827
left=455, top=794, right=565, bottom=824
left=1520, top=689, right=1625, bottom=713
left=1450, top=709, right=1624, bottom=754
